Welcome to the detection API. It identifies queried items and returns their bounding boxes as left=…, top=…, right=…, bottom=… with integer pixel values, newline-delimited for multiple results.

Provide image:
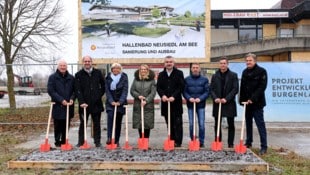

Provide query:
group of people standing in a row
left=47, top=53, right=268, bottom=155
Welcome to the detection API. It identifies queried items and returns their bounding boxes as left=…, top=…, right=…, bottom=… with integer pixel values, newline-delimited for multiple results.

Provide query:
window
left=280, top=28, right=293, bottom=38
left=239, top=25, right=262, bottom=42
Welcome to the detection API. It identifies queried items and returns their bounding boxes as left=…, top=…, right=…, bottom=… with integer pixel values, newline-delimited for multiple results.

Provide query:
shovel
left=189, top=102, right=200, bottom=151
left=211, top=102, right=223, bottom=151
left=138, top=99, right=149, bottom=150
left=106, top=105, right=118, bottom=150
left=235, top=102, right=247, bottom=154
left=122, top=105, right=132, bottom=150
left=61, top=104, right=73, bottom=151
left=40, top=102, right=55, bottom=152
left=163, top=101, right=174, bottom=151
left=80, top=106, right=91, bottom=149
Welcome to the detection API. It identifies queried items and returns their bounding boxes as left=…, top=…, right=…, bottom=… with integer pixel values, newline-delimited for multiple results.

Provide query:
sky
left=61, top=0, right=282, bottom=64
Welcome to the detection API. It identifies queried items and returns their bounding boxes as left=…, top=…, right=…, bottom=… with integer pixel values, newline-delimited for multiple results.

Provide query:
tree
left=0, top=0, right=68, bottom=109
left=152, top=7, right=161, bottom=19
left=184, top=10, right=192, bottom=18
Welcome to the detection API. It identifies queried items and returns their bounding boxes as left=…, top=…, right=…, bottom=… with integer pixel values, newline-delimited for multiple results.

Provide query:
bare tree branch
left=0, top=0, right=70, bottom=109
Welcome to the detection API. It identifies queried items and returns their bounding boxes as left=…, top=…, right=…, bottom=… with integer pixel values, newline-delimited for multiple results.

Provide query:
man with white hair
left=75, top=55, right=105, bottom=147
left=47, top=59, right=75, bottom=147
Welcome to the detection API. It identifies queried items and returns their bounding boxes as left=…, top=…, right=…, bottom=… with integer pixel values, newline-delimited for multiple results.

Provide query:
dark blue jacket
left=47, top=70, right=75, bottom=119
left=183, top=74, right=209, bottom=109
left=105, top=72, right=128, bottom=115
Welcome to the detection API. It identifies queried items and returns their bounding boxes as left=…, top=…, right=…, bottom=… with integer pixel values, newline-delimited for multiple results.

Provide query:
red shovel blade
left=138, top=138, right=149, bottom=150
left=235, top=140, right=247, bottom=154
left=122, top=141, right=133, bottom=150
left=61, top=139, right=72, bottom=151
left=163, top=138, right=174, bottom=151
left=211, top=137, right=223, bottom=151
left=188, top=139, right=200, bottom=151
left=106, top=139, right=118, bottom=150
left=40, top=138, right=51, bottom=152
left=80, top=140, right=91, bottom=150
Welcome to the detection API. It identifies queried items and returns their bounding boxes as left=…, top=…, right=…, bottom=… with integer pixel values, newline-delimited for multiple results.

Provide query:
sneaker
left=200, top=144, right=205, bottom=148
left=259, top=148, right=267, bottom=155
left=228, top=145, right=234, bottom=148
left=55, top=143, right=61, bottom=147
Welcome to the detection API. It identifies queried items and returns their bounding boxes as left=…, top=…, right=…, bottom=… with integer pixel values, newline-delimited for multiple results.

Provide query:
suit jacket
left=210, top=69, right=239, bottom=117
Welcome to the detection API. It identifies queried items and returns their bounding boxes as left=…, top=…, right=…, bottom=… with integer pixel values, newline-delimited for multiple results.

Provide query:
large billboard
left=80, top=0, right=210, bottom=63
left=230, top=62, right=310, bottom=122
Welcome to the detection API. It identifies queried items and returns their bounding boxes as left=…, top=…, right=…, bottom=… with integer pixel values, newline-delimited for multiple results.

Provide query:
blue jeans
left=245, top=108, right=267, bottom=149
left=188, top=107, right=205, bottom=145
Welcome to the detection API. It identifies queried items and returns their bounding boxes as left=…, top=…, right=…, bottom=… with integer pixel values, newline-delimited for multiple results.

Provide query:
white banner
left=81, top=0, right=206, bottom=59
left=230, top=62, right=310, bottom=122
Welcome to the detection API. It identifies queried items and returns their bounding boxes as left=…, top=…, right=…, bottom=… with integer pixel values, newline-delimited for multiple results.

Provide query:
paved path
left=16, top=105, right=310, bottom=158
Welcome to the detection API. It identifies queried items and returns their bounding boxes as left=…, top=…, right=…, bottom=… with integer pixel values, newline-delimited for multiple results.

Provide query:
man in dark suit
left=210, top=57, right=239, bottom=148
left=157, top=55, right=185, bottom=147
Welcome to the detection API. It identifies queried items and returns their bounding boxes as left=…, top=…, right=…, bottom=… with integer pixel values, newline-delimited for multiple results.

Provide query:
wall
left=211, top=28, right=238, bottom=45
left=291, top=51, right=310, bottom=61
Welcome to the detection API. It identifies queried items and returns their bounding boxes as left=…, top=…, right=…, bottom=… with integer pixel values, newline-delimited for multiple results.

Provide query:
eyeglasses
left=84, top=61, right=91, bottom=63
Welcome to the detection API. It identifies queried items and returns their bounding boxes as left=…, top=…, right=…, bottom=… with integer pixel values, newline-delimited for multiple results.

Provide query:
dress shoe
left=75, top=143, right=81, bottom=147
left=200, top=144, right=205, bottom=148
left=245, top=143, right=252, bottom=148
left=259, top=148, right=267, bottom=155
left=106, top=138, right=111, bottom=145
left=228, top=144, right=234, bottom=148
left=95, top=143, right=102, bottom=148
left=174, top=143, right=181, bottom=147
left=55, top=143, right=61, bottom=147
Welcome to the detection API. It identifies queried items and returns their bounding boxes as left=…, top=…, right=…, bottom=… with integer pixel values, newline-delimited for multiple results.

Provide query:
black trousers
left=214, top=116, right=235, bottom=146
left=164, top=114, right=183, bottom=145
left=138, top=129, right=150, bottom=138
left=107, top=111, right=124, bottom=144
left=78, top=112, right=102, bottom=145
left=54, top=118, right=69, bottom=145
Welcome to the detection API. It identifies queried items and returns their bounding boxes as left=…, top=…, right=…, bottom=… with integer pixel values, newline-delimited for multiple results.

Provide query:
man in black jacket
left=210, top=57, right=239, bottom=148
left=47, top=59, right=75, bottom=147
left=240, top=53, right=268, bottom=155
left=157, top=55, right=185, bottom=147
left=75, top=56, right=105, bottom=147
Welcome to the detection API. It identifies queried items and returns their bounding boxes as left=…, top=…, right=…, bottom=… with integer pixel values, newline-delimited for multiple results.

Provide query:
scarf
left=83, top=67, right=93, bottom=76
left=110, top=73, right=121, bottom=90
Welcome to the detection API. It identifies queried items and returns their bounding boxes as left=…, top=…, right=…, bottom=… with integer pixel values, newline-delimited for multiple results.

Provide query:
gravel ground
left=17, top=148, right=262, bottom=163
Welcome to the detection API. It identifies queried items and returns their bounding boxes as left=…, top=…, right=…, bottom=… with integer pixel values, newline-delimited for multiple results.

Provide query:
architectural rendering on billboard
left=80, top=0, right=210, bottom=63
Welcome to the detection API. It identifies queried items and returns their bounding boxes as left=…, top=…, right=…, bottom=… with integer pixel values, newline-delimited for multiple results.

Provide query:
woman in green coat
left=130, top=64, right=156, bottom=138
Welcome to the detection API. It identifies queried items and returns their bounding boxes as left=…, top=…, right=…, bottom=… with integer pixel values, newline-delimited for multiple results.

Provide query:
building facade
left=210, top=0, right=310, bottom=62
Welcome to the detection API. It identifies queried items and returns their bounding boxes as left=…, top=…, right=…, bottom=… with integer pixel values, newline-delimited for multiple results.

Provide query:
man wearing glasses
left=75, top=55, right=105, bottom=147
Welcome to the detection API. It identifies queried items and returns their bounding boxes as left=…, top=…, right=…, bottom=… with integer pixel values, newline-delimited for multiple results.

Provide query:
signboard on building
left=79, top=0, right=210, bottom=63
left=230, top=62, right=310, bottom=122
left=223, top=11, right=289, bottom=19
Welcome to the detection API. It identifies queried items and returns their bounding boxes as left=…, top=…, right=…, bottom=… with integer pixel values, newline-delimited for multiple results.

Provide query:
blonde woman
left=105, top=63, right=128, bottom=146
left=130, top=64, right=156, bottom=139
